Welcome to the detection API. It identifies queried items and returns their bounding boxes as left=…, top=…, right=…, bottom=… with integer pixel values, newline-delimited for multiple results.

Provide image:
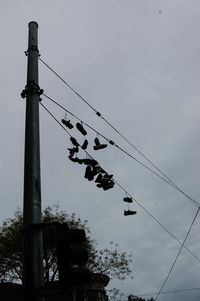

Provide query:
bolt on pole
left=23, top=21, right=44, bottom=300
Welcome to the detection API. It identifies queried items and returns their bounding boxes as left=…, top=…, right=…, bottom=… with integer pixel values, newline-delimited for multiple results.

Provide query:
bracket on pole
left=21, top=80, right=43, bottom=100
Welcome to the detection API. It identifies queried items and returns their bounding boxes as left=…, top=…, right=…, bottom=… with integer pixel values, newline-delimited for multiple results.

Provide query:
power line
left=39, top=59, right=200, bottom=209
left=40, top=101, right=200, bottom=264
left=39, top=58, right=96, bottom=112
left=137, top=287, right=200, bottom=297
left=155, top=207, right=200, bottom=300
left=38, top=57, right=188, bottom=188
left=42, top=93, right=200, bottom=208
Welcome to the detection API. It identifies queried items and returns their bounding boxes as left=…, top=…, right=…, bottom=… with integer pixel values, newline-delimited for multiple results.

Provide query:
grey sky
left=0, top=1, right=200, bottom=300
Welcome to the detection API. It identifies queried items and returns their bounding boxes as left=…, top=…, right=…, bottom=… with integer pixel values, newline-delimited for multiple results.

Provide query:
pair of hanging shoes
left=93, top=138, right=107, bottom=151
left=62, top=119, right=87, bottom=136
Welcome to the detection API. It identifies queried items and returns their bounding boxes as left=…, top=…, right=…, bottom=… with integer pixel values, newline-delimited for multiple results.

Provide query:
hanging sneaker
left=94, top=137, right=100, bottom=146
left=103, top=181, right=115, bottom=190
left=124, top=210, right=137, bottom=216
left=84, top=166, right=94, bottom=181
left=94, top=144, right=108, bottom=150
left=92, top=166, right=104, bottom=177
left=82, top=158, right=98, bottom=167
left=123, top=197, right=133, bottom=203
left=96, top=180, right=115, bottom=190
left=68, top=155, right=79, bottom=163
left=62, top=119, right=74, bottom=129
left=95, top=173, right=103, bottom=183
left=101, top=174, right=113, bottom=183
left=76, top=123, right=87, bottom=136
left=93, top=137, right=107, bottom=150
left=70, top=137, right=79, bottom=147
left=68, top=147, right=79, bottom=156
left=81, top=139, right=88, bottom=150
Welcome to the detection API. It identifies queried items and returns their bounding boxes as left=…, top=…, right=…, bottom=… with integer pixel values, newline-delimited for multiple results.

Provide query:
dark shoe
left=93, top=144, right=108, bottom=150
left=94, top=137, right=107, bottom=150
left=81, top=139, right=88, bottom=150
left=76, top=123, right=87, bottom=136
left=96, top=180, right=115, bottom=190
left=82, top=158, right=98, bottom=167
left=68, top=155, right=78, bottom=163
left=84, top=166, right=94, bottom=181
left=92, top=166, right=103, bottom=177
left=68, top=147, right=79, bottom=156
left=101, top=174, right=113, bottom=183
left=62, top=119, right=74, bottom=129
left=124, top=210, right=137, bottom=216
left=70, top=137, right=79, bottom=147
left=103, top=181, right=115, bottom=190
left=123, top=197, right=133, bottom=203
left=94, top=137, right=100, bottom=146
left=95, top=173, right=103, bottom=183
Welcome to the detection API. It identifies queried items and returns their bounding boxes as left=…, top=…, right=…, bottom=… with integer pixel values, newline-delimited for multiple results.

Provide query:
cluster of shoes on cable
left=62, top=119, right=115, bottom=191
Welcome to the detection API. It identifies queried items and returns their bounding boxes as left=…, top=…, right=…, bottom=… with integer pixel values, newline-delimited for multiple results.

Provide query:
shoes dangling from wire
left=93, top=137, right=108, bottom=151
left=62, top=119, right=74, bottom=129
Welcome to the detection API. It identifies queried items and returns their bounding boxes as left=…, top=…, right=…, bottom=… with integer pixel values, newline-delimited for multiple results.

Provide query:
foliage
left=107, top=288, right=125, bottom=301
left=128, top=295, right=155, bottom=301
left=107, top=291, right=155, bottom=301
left=90, top=241, right=133, bottom=280
left=0, top=205, right=133, bottom=283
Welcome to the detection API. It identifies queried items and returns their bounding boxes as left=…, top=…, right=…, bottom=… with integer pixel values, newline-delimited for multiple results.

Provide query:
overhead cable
left=137, top=286, right=200, bottom=297
left=155, top=207, right=200, bottom=300
left=40, top=101, right=200, bottom=264
left=43, top=93, right=200, bottom=208
left=38, top=57, right=187, bottom=187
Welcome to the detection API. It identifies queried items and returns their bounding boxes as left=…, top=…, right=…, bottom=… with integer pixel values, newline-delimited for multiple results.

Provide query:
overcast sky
left=0, top=1, right=200, bottom=300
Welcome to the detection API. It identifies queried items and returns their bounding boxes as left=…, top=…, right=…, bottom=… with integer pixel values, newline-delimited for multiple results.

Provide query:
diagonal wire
left=154, top=207, right=200, bottom=300
left=39, top=59, right=200, bottom=208
left=38, top=57, right=185, bottom=187
left=42, top=93, right=200, bottom=208
left=137, top=286, right=200, bottom=297
left=40, top=101, right=200, bottom=264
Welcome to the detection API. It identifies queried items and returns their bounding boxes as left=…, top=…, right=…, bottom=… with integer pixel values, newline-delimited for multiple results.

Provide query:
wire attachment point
left=21, top=80, right=43, bottom=99
left=24, top=45, right=40, bottom=56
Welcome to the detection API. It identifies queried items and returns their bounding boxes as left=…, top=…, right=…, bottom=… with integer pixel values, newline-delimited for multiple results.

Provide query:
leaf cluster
left=0, top=206, right=133, bottom=284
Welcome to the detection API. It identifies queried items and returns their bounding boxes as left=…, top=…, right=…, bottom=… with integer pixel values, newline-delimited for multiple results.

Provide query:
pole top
left=28, top=21, right=38, bottom=28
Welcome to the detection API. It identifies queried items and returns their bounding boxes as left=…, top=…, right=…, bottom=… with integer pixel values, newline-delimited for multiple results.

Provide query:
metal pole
left=23, top=21, right=44, bottom=300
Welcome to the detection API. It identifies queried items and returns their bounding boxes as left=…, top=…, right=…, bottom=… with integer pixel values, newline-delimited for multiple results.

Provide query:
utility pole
left=22, top=21, right=44, bottom=300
